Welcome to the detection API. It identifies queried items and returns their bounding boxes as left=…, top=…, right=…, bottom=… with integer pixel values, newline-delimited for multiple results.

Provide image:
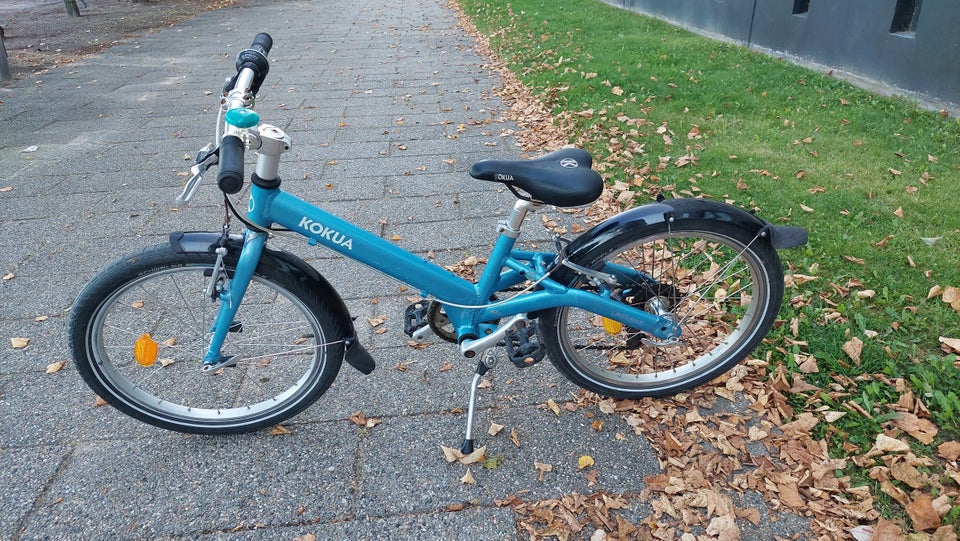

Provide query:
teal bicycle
left=68, top=34, right=806, bottom=452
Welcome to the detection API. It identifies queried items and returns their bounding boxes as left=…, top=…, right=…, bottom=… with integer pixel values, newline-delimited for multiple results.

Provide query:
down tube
left=259, top=188, right=478, bottom=304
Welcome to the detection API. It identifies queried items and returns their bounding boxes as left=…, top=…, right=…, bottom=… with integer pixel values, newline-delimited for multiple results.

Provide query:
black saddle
left=468, top=148, right=603, bottom=208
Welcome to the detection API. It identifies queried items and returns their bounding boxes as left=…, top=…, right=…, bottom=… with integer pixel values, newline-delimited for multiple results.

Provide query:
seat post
left=498, top=200, right=542, bottom=238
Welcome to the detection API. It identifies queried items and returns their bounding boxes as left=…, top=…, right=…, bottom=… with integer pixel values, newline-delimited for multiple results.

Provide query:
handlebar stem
left=253, top=125, right=291, bottom=181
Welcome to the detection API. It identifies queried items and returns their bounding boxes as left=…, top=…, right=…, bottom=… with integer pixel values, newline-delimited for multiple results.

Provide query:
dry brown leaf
left=2, top=272, right=13, bottom=281
left=546, top=399, right=561, bottom=416
left=873, top=433, right=911, bottom=454
left=510, top=428, right=521, bottom=448
left=348, top=411, right=367, bottom=427
left=871, top=518, right=906, bottom=541
left=797, top=355, right=820, bottom=373
left=11, top=337, right=29, bottom=349
left=906, top=494, right=941, bottom=531
left=891, top=461, right=927, bottom=489
left=488, top=421, right=505, bottom=436
left=936, top=441, right=960, bottom=461
left=534, top=461, right=553, bottom=481
left=460, top=467, right=476, bottom=485
left=440, top=445, right=487, bottom=465
left=269, top=424, right=292, bottom=436
left=940, top=337, right=960, bottom=354
left=842, top=337, right=864, bottom=364
left=45, top=361, right=66, bottom=374
left=893, top=206, right=904, bottom=218
left=894, top=412, right=938, bottom=444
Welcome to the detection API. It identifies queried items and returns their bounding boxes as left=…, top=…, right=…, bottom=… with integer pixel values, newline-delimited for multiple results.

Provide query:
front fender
left=168, top=231, right=375, bottom=375
left=566, top=198, right=806, bottom=264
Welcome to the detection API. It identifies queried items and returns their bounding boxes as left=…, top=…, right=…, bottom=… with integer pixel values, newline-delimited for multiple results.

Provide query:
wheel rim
left=87, top=265, right=329, bottom=429
left=556, top=229, right=770, bottom=392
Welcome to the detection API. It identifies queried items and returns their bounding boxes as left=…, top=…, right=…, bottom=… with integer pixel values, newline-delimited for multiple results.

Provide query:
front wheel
left=541, top=221, right=784, bottom=398
left=68, top=244, right=345, bottom=434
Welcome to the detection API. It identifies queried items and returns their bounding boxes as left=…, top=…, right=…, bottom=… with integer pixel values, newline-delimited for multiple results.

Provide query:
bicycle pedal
left=505, top=321, right=545, bottom=368
left=403, top=301, right=430, bottom=338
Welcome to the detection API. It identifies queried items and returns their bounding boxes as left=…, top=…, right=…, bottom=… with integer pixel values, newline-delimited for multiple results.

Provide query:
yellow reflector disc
left=134, top=333, right=159, bottom=367
left=601, top=318, right=623, bottom=335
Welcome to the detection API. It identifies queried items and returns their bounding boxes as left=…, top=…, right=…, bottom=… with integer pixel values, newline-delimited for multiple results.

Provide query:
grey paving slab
left=17, top=425, right=358, bottom=540
left=0, top=0, right=813, bottom=538
left=0, top=444, right=70, bottom=540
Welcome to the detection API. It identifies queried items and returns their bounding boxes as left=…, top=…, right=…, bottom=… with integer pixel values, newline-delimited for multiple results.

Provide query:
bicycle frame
left=202, top=180, right=681, bottom=365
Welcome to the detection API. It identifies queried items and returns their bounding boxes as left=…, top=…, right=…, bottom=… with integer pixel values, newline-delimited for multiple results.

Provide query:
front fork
left=201, top=230, right=267, bottom=370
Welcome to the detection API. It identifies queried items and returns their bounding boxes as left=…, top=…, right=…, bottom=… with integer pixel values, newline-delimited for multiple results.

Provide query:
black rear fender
left=562, top=198, right=806, bottom=278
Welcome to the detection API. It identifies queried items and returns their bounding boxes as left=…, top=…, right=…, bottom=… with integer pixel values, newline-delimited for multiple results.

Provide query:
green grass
left=460, top=0, right=960, bottom=527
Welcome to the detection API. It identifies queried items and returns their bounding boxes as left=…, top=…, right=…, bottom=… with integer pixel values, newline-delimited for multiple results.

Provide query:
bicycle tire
left=68, top=243, right=345, bottom=434
left=541, top=220, right=784, bottom=398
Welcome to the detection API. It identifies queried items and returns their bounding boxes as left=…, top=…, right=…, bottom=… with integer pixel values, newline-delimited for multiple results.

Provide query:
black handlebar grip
left=250, top=33, right=273, bottom=56
left=217, top=135, right=245, bottom=194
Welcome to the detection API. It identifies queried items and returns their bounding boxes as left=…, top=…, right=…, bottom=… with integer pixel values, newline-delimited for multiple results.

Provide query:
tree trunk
left=0, top=26, right=12, bottom=82
left=65, top=0, right=81, bottom=17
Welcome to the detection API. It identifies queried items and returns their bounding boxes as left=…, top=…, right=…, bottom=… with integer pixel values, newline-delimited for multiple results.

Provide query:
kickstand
left=460, top=349, right=497, bottom=454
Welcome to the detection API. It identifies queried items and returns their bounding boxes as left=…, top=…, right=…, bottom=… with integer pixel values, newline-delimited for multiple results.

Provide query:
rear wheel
left=68, top=244, right=344, bottom=434
left=541, top=221, right=783, bottom=398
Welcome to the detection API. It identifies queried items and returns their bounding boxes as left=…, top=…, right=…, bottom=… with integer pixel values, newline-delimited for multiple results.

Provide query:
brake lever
left=176, top=144, right=219, bottom=206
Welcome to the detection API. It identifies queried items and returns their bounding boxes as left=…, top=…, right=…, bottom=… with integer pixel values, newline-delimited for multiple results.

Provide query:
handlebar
left=217, top=33, right=273, bottom=194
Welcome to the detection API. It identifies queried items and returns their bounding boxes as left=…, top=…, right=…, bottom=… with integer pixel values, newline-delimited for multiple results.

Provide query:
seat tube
left=476, top=200, right=538, bottom=297
left=202, top=230, right=267, bottom=364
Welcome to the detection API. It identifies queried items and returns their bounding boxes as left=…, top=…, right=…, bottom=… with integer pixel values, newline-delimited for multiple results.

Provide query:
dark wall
left=609, top=0, right=960, bottom=108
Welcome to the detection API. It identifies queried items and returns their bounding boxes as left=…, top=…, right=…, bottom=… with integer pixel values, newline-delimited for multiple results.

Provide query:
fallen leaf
left=349, top=411, right=367, bottom=426
left=534, top=461, right=553, bottom=481
left=460, top=468, right=476, bottom=485
left=940, top=337, right=960, bottom=354
left=46, top=361, right=66, bottom=374
left=546, top=399, right=561, bottom=416
left=906, top=494, right=941, bottom=531
left=937, top=441, right=960, bottom=461
left=2, top=272, right=13, bottom=280
left=842, top=337, right=863, bottom=364
left=440, top=445, right=487, bottom=465
left=93, top=396, right=108, bottom=407
left=510, top=429, right=521, bottom=448
left=488, top=421, right=505, bottom=436
left=269, top=424, right=292, bottom=436
left=873, top=433, right=910, bottom=454
left=577, top=455, right=595, bottom=469
left=11, top=337, right=29, bottom=349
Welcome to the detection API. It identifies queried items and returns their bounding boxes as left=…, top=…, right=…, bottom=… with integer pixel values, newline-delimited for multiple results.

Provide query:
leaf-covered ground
left=449, top=0, right=960, bottom=539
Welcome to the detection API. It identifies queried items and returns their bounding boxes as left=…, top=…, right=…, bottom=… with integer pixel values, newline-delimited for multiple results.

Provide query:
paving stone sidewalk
left=0, top=1, right=811, bottom=539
